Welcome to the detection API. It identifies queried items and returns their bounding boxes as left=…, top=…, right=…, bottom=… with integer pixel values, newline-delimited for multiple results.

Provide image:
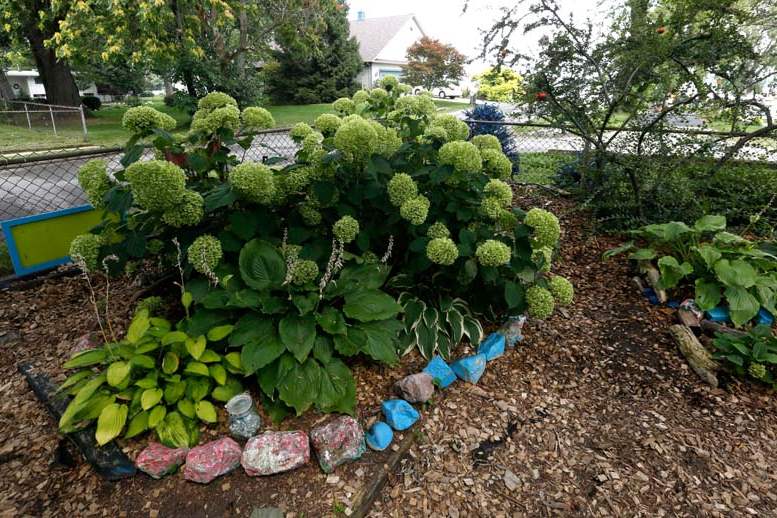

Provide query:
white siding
left=374, top=19, right=423, bottom=63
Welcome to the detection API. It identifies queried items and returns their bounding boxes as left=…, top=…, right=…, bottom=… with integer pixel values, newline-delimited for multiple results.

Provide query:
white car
left=413, top=86, right=462, bottom=99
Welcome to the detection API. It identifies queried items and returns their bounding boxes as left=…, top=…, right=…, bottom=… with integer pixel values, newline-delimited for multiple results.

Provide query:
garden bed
left=2, top=187, right=776, bottom=517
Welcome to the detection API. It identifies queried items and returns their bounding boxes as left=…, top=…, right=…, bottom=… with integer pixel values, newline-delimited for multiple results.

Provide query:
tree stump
left=669, top=324, right=719, bottom=387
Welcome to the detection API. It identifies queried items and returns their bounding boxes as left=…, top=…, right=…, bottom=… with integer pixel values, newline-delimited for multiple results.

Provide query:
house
left=3, top=69, right=98, bottom=101
left=349, top=12, right=426, bottom=89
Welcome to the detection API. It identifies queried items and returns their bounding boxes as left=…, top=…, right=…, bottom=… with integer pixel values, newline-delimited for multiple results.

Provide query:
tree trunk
left=164, top=78, right=174, bottom=96
left=27, top=27, right=81, bottom=106
left=0, top=71, right=15, bottom=101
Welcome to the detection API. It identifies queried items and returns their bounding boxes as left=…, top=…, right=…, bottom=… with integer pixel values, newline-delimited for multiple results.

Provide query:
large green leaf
left=63, top=348, right=107, bottom=369
left=694, top=244, right=722, bottom=270
left=333, top=333, right=360, bottom=357
left=277, top=358, right=322, bottom=415
left=195, top=400, right=218, bottom=423
left=185, top=335, right=207, bottom=360
left=356, top=319, right=402, bottom=364
left=130, top=354, right=155, bottom=370
left=141, top=388, right=163, bottom=410
left=209, top=364, right=227, bottom=385
left=628, top=248, right=657, bottom=261
left=156, top=411, right=198, bottom=449
left=316, top=307, right=347, bottom=335
left=239, top=239, right=286, bottom=291
left=695, top=279, right=722, bottom=311
left=211, top=378, right=243, bottom=402
left=124, top=410, right=149, bottom=438
left=504, top=281, right=524, bottom=309
left=279, top=314, right=317, bottom=363
left=641, top=221, right=691, bottom=242
left=694, top=215, right=726, bottom=233
left=343, top=290, right=402, bottom=322
left=207, top=325, right=234, bottom=342
left=148, top=405, right=167, bottom=428
left=106, top=361, right=131, bottom=387
left=163, top=381, right=186, bottom=404
left=725, top=286, right=760, bottom=327
left=59, top=373, right=107, bottom=430
left=325, top=263, right=390, bottom=298
left=256, top=353, right=296, bottom=397
left=95, top=403, right=128, bottom=446
left=185, top=377, right=211, bottom=402
left=316, top=358, right=356, bottom=414
left=230, top=313, right=275, bottom=347
left=162, top=352, right=179, bottom=374
left=126, top=310, right=150, bottom=344
left=161, top=331, right=188, bottom=345
left=657, top=256, right=693, bottom=290
left=242, top=326, right=286, bottom=375
left=715, top=259, right=757, bottom=288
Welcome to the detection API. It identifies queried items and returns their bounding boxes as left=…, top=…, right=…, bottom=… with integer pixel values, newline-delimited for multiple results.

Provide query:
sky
left=346, top=0, right=607, bottom=75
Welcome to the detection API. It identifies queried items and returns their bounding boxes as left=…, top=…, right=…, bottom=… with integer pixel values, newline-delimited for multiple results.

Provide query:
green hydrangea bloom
left=471, top=134, right=502, bottom=152
left=379, top=76, right=399, bottom=91
left=361, top=251, right=379, bottom=264
left=126, top=160, right=187, bottom=211
left=314, top=113, right=342, bottom=136
left=191, top=105, right=240, bottom=134
left=531, top=246, right=553, bottom=272
left=426, top=237, right=459, bottom=266
left=369, top=121, right=402, bottom=158
left=480, top=148, right=512, bottom=180
left=387, top=173, right=418, bottom=207
left=438, top=141, right=482, bottom=173
left=135, top=296, right=164, bottom=316
left=427, top=222, right=450, bottom=239
left=122, top=106, right=177, bottom=136
left=526, top=286, right=555, bottom=319
left=352, top=90, right=370, bottom=104
left=484, top=179, right=513, bottom=207
left=69, top=234, right=102, bottom=271
left=302, top=131, right=324, bottom=151
left=197, top=92, right=238, bottom=112
left=422, top=126, right=449, bottom=143
left=475, top=240, right=511, bottom=266
left=146, top=239, right=164, bottom=254
left=333, top=97, right=355, bottom=115
left=77, top=159, right=111, bottom=208
left=299, top=202, right=322, bottom=225
left=290, top=122, right=315, bottom=142
left=397, top=83, right=412, bottom=95
left=498, top=210, right=518, bottom=230
left=400, top=195, right=430, bottom=225
left=430, top=115, right=469, bottom=141
left=188, top=235, right=222, bottom=275
left=548, top=275, right=574, bottom=306
left=389, top=95, right=437, bottom=122
left=524, top=208, right=561, bottom=248
left=333, top=117, right=378, bottom=160
left=369, top=88, right=388, bottom=103
left=291, top=259, right=319, bottom=285
left=749, top=362, right=767, bottom=380
left=278, top=168, right=311, bottom=196
left=229, top=162, right=276, bottom=204
left=241, top=107, right=275, bottom=132
left=480, top=197, right=504, bottom=220
left=333, top=215, right=359, bottom=243
left=162, top=190, right=204, bottom=227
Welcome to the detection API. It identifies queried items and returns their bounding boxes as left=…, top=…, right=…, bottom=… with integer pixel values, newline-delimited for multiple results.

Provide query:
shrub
left=81, top=95, right=102, bottom=111
left=464, top=104, right=519, bottom=170
left=0, top=242, right=13, bottom=275
left=125, top=95, right=141, bottom=107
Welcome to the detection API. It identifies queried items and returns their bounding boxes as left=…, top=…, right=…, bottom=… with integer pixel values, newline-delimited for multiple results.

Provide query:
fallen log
left=700, top=320, right=747, bottom=338
left=669, top=324, right=719, bottom=388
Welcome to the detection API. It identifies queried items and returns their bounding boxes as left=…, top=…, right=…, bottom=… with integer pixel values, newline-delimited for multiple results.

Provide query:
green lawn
left=0, top=98, right=466, bottom=153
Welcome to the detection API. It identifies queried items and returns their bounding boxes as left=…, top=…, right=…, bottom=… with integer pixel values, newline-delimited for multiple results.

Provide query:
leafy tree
left=0, top=0, right=82, bottom=105
left=404, top=37, right=466, bottom=91
left=473, top=67, right=524, bottom=102
left=264, top=0, right=362, bottom=104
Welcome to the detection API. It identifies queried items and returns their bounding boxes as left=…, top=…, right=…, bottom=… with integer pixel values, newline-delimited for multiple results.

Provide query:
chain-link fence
left=0, top=99, right=88, bottom=142
left=0, top=129, right=298, bottom=222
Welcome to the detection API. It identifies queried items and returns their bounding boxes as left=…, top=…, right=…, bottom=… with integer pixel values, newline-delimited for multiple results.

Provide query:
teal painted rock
left=382, top=399, right=420, bottom=431
left=365, top=421, right=393, bottom=451
left=423, top=355, right=456, bottom=388
left=450, top=353, right=487, bottom=384
left=706, top=306, right=729, bottom=322
left=478, top=333, right=505, bottom=361
left=757, top=308, right=774, bottom=326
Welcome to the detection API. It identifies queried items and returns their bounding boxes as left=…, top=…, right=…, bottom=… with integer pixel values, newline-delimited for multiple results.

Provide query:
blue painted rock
left=643, top=288, right=660, bottom=305
left=757, top=308, right=774, bottom=327
left=382, top=399, right=420, bottom=431
left=310, top=416, right=366, bottom=474
left=450, top=353, right=487, bottom=384
left=706, top=306, right=730, bottom=322
left=423, top=355, right=457, bottom=388
left=666, top=300, right=680, bottom=309
left=478, top=333, right=505, bottom=361
left=501, top=316, right=526, bottom=347
left=365, top=421, right=393, bottom=451
left=395, top=372, right=434, bottom=403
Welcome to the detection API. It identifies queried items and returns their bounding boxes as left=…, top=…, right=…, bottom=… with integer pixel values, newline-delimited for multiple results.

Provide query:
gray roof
left=349, top=14, right=420, bottom=62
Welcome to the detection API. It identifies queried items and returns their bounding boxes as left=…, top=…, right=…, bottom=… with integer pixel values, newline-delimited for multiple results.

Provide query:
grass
left=0, top=98, right=466, bottom=153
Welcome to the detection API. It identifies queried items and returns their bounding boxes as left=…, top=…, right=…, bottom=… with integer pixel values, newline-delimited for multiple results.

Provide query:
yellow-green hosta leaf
left=207, top=325, right=234, bottom=342
left=199, top=349, right=221, bottom=363
left=162, top=352, right=179, bottom=374
left=195, top=400, right=218, bottom=423
left=224, top=352, right=242, bottom=373
left=141, top=388, right=163, bottom=410
left=184, top=361, right=210, bottom=377
left=181, top=291, right=193, bottom=310
left=162, top=331, right=188, bottom=345
left=177, top=399, right=195, bottom=419
left=135, top=340, right=160, bottom=354
left=57, top=370, right=93, bottom=393
left=95, top=403, right=128, bottom=446
left=124, top=410, right=149, bottom=438
left=209, top=364, right=227, bottom=385
left=185, top=336, right=207, bottom=360
left=130, top=354, right=155, bottom=370
left=63, top=348, right=106, bottom=369
left=126, top=310, right=150, bottom=344
left=58, top=373, right=107, bottom=430
left=148, top=405, right=167, bottom=428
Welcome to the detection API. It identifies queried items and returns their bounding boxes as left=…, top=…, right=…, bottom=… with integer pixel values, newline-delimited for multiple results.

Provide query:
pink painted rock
left=310, top=415, right=366, bottom=473
left=394, top=372, right=434, bottom=403
left=135, top=442, right=188, bottom=479
left=241, top=431, right=310, bottom=476
left=183, top=437, right=242, bottom=484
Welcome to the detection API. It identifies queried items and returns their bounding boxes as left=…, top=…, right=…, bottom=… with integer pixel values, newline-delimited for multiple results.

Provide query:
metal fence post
left=49, top=105, right=57, bottom=136
left=24, top=103, right=32, bottom=129
left=79, top=105, right=88, bottom=142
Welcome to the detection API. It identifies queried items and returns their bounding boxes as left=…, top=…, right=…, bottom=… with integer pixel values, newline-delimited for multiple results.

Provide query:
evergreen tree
left=265, top=1, right=362, bottom=104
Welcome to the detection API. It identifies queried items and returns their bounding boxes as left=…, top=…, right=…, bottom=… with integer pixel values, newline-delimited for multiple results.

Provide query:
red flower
left=535, top=91, right=548, bottom=101
left=656, top=26, right=666, bottom=34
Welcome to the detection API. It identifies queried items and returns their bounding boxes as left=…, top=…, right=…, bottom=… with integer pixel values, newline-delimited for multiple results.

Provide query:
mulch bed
left=1, top=186, right=776, bottom=517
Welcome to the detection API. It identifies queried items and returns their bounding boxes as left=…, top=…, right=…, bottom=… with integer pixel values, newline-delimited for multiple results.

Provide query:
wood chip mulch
left=1, top=186, right=775, bottom=517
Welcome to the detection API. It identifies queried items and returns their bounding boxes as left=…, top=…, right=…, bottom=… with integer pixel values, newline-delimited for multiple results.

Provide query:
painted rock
left=643, top=287, right=660, bottom=305
left=423, top=355, right=457, bottom=388
left=395, top=372, right=434, bottom=403
left=135, top=442, right=188, bottom=479
left=241, top=431, right=310, bottom=476
left=501, top=315, right=526, bottom=346
left=183, top=437, right=242, bottom=484
left=757, top=308, right=774, bottom=327
left=706, top=306, right=730, bottom=322
left=450, top=353, right=487, bottom=384
left=365, top=421, right=393, bottom=451
left=310, top=416, right=366, bottom=473
left=382, top=399, right=420, bottom=431
left=478, top=333, right=505, bottom=361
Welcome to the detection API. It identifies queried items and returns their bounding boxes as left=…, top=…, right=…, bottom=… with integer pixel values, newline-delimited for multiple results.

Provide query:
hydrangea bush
left=67, top=85, right=571, bottom=428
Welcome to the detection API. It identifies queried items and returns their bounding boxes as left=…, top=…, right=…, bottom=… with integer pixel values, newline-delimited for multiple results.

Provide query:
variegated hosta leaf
left=403, top=298, right=426, bottom=333
left=462, top=315, right=484, bottom=345
left=445, top=307, right=465, bottom=347
left=414, top=320, right=438, bottom=360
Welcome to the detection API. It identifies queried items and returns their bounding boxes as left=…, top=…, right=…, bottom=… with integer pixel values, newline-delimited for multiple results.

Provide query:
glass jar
left=225, top=393, right=262, bottom=440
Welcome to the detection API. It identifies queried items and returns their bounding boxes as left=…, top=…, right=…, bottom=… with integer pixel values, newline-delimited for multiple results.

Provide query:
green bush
left=519, top=151, right=575, bottom=185
left=0, top=242, right=13, bottom=276
left=65, top=87, right=571, bottom=439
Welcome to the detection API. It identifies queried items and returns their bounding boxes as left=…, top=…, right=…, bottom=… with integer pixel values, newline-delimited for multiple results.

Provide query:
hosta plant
left=712, top=325, right=777, bottom=386
left=58, top=309, right=244, bottom=447
left=605, top=215, right=777, bottom=327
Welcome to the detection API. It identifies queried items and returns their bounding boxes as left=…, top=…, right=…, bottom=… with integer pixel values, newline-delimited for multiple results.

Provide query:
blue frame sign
left=1, top=205, right=102, bottom=277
